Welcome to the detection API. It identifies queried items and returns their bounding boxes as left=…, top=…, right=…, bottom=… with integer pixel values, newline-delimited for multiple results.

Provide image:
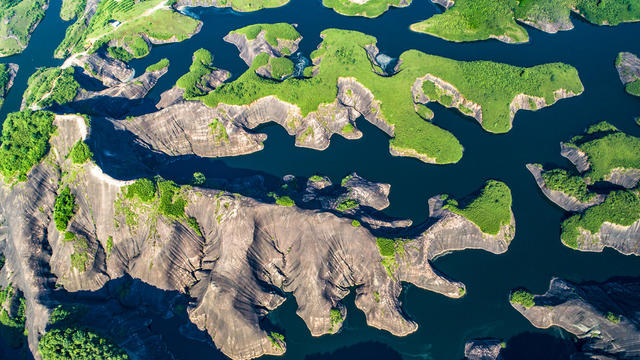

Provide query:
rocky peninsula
left=510, top=278, right=640, bottom=359
left=616, top=52, right=640, bottom=97
left=0, top=110, right=517, bottom=359
left=0, top=63, right=19, bottom=110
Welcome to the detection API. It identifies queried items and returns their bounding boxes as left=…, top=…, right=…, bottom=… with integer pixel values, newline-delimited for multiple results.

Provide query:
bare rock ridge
left=464, top=339, right=504, bottom=360
left=224, top=29, right=301, bottom=67
left=0, top=115, right=515, bottom=360
left=615, top=52, right=640, bottom=86
left=526, top=163, right=605, bottom=212
left=511, top=278, right=640, bottom=359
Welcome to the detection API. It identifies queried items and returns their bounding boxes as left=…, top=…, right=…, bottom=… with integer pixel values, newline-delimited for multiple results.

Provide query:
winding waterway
left=2, top=0, right=640, bottom=359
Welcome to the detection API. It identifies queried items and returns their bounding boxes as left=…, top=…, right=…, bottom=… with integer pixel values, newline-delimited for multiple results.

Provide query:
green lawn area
left=561, top=190, right=640, bottom=249
left=0, top=110, right=55, bottom=182
left=541, top=168, right=595, bottom=202
left=229, top=23, right=301, bottom=47
left=567, top=123, right=640, bottom=182
left=23, top=67, right=80, bottom=109
left=198, top=28, right=579, bottom=163
left=0, top=0, right=47, bottom=56
left=214, top=0, right=290, bottom=12
left=55, top=0, right=200, bottom=59
left=322, top=0, right=411, bottom=18
left=411, top=0, right=640, bottom=42
left=61, top=0, right=86, bottom=21
left=443, top=180, right=512, bottom=235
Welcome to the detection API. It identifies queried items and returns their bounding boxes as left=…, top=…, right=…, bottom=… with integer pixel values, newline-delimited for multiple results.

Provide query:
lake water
left=2, top=0, right=640, bottom=359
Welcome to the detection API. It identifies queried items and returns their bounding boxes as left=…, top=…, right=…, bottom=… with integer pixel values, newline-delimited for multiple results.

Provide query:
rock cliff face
left=511, top=278, right=640, bottom=359
left=572, top=219, right=640, bottom=256
left=0, top=115, right=515, bottom=360
left=464, top=339, right=504, bottom=360
left=526, top=164, right=605, bottom=212
left=65, top=52, right=134, bottom=87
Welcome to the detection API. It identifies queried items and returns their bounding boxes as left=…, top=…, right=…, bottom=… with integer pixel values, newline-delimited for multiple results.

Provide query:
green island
left=213, top=0, right=290, bottom=12
left=0, top=0, right=47, bottom=57
left=509, top=289, right=535, bottom=309
left=23, top=67, right=80, bottom=109
left=60, top=0, right=86, bottom=21
left=442, top=180, right=512, bottom=235
left=0, top=110, right=56, bottom=182
left=566, top=122, right=640, bottom=183
left=561, top=190, right=640, bottom=249
left=411, top=0, right=640, bottom=43
left=198, top=28, right=580, bottom=163
left=541, top=168, right=595, bottom=202
left=322, top=0, right=411, bottom=18
left=177, top=49, right=218, bottom=99
left=55, top=0, right=200, bottom=60
left=230, top=23, right=301, bottom=48
left=0, top=64, right=15, bottom=110
left=0, top=284, right=27, bottom=348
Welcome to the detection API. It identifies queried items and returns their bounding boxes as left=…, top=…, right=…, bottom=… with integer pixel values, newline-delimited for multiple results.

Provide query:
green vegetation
left=420, top=61, right=582, bottom=133
left=541, top=168, right=595, bottom=202
left=192, top=172, right=206, bottom=185
left=606, top=311, right=621, bottom=323
left=145, top=58, right=169, bottom=73
left=329, top=309, right=343, bottom=333
left=0, top=284, right=26, bottom=348
left=443, top=180, right=512, bottom=235
left=341, top=123, right=355, bottom=133
left=376, top=237, right=405, bottom=277
left=567, top=123, right=640, bottom=182
left=61, top=0, right=86, bottom=21
left=269, top=56, right=294, bottom=80
left=341, top=174, right=353, bottom=186
left=199, top=29, right=579, bottom=162
left=267, top=331, right=285, bottom=350
left=509, top=289, right=535, bottom=308
left=411, top=0, right=640, bottom=43
left=209, top=119, right=229, bottom=145
left=63, top=230, right=90, bottom=272
left=39, top=328, right=129, bottom=360
left=309, top=175, right=324, bottom=182
left=336, top=198, right=359, bottom=212
left=0, top=110, right=55, bottom=181
left=0, top=63, right=14, bottom=109
left=561, top=190, right=640, bottom=249
left=23, top=67, right=79, bottom=109
left=0, top=0, right=47, bottom=57
left=177, top=49, right=218, bottom=99
left=323, top=0, right=410, bottom=18
left=125, top=178, right=156, bottom=202
left=55, top=0, right=200, bottom=59
left=54, top=186, right=76, bottom=231
left=351, top=219, right=361, bottom=227
left=230, top=23, right=300, bottom=46
left=157, top=180, right=187, bottom=218
left=68, top=140, right=93, bottom=164
left=626, top=80, right=640, bottom=97
left=186, top=217, right=203, bottom=237
left=106, top=236, right=114, bottom=256
left=274, top=195, right=295, bottom=207
left=214, top=0, right=290, bottom=12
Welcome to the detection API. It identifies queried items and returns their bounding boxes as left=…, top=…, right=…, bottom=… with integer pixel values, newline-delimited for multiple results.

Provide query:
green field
left=322, top=0, right=411, bottom=18
left=443, top=180, right=512, bottom=235
left=214, top=0, right=290, bottom=12
left=566, top=122, right=640, bottom=183
left=55, top=0, right=200, bottom=59
left=0, top=0, right=47, bottom=56
left=199, top=28, right=579, bottom=163
left=411, top=0, right=640, bottom=42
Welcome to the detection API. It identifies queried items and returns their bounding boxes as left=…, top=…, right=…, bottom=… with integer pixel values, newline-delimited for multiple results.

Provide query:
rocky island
left=510, top=278, right=640, bottom=359
left=527, top=122, right=640, bottom=254
left=411, top=0, right=640, bottom=43
left=616, top=52, right=640, bottom=97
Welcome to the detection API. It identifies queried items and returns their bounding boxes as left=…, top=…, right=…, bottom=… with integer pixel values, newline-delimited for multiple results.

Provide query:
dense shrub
left=541, top=168, right=594, bottom=202
left=39, top=327, right=129, bottom=360
left=510, top=289, right=535, bottom=308
left=68, top=140, right=93, bottom=164
left=125, top=178, right=156, bottom=202
left=54, top=186, right=76, bottom=231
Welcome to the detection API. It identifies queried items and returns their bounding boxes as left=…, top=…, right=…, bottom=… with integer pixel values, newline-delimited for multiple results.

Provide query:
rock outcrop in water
left=464, top=339, right=504, bottom=360
left=0, top=114, right=516, bottom=360
left=615, top=52, right=640, bottom=97
left=511, top=278, right=640, bottom=359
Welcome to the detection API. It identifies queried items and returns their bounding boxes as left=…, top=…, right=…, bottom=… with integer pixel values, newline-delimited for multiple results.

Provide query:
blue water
left=2, top=0, right=640, bottom=359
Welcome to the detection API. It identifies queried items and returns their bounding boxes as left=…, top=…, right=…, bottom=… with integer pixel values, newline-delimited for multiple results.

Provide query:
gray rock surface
left=224, top=29, right=301, bottom=67
left=0, top=115, right=516, bottom=360
left=615, top=52, right=640, bottom=85
left=464, top=338, right=504, bottom=360
left=570, top=217, right=640, bottom=255
left=67, top=52, right=134, bottom=87
left=560, top=143, right=591, bottom=173
left=526, top=163, right=604, bottom=212
left=512, top=278, right=640, bottom=359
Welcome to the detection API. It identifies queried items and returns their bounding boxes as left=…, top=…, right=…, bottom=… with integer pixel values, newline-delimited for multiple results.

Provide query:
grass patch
left=269, top=56, right=294, bottom=80
left=443, top=180, right=512, bottom=235
left=0, top=110, right=55, bottom=181
left=509, top=289, right=535, bottom=308
left=145, top=58, right=169, bottom=73
left=606, top=311, right=621, bottom=323
left=351, top=219, right=360, bottom=227
left=274, top=195, right=295, bottom=207
left=626, top=79, right=640, bottom=97
left=323, top=0, right=410, bottom=18
left=329, top=308, right=343, bottom=333
left=60, top=0, right=86, bottom=21
left=561, top=190, right=640, bottom=248
left=541, top=168, right=594, bottom=202
left=186, top=217, right=203, bottom=237
left=336, top=198, right=359, bottom=212
left=376, top=237, right=405, bottom=277
left=309, top=175, right=324, bottom=182
left=267, top=331, right=285, bottom=350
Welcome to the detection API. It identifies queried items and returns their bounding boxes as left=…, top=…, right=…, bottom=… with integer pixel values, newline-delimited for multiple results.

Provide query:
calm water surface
left=2, top=0, right=640, bottom=359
